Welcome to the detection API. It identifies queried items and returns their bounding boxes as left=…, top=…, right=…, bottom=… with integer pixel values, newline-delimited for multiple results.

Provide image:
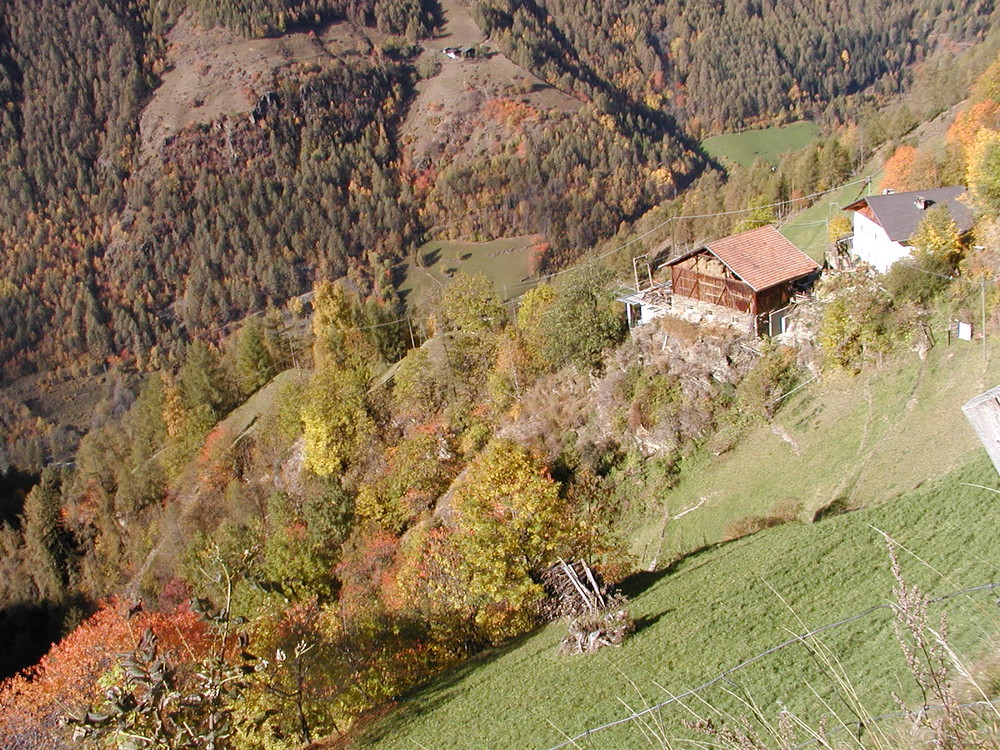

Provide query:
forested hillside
left=0, top=0, right=990, bottom=383
left=0, top=0, right=438, bottom=379
left=474, top=0, right=997, bottom=132
left=0, top=0, right=700, bottom=383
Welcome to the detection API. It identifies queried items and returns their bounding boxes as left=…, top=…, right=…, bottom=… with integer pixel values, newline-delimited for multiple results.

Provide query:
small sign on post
left=963, top=384, right=1000, bottom=475
left=958, top=321, right=973, bottom=341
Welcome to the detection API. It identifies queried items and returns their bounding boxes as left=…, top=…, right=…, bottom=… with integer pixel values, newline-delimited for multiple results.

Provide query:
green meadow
left=702, top=121, right=820, bottom=169
left=398, top=235, right=542, bottom=307
left=636, top=334, right=997, bottom=568
left=358, top=454, right=1000, bottom=749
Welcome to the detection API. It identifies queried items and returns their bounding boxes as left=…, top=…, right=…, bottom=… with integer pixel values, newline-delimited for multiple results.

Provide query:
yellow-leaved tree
left=451, top=439, right=569, bottom=598
left=301, top=362, right=374, bottom=478
left=397, top=439, right=576, bottom=644
left=968, top=129, right=1000, bottom=214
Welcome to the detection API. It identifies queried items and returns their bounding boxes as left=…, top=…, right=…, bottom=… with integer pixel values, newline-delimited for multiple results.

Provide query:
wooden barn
left=664, top=225, right=820, bottom=335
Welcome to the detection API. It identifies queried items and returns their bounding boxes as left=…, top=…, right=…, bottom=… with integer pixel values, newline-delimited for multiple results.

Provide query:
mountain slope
left=352, top=450, right=1000, bottom=749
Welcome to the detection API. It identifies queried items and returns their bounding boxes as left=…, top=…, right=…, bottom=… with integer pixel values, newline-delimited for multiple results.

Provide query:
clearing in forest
left=139, top=12, right=384, bottom=158
left=398, top=234, right=543, bottom=308
left=400, top=0, right=581, bottom=169
left=702, top=121, right=819, bottom=168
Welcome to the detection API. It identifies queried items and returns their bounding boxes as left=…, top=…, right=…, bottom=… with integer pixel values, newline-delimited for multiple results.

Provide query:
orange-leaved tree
left=0, top=598, right=207, bottom=748
left=880, top=145, right=919, bottom=192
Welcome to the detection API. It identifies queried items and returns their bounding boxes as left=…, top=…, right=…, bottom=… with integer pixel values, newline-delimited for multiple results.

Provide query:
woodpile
left=560, top=608, right=633, bottom=655
left=541, top=559, right=634, bottom=655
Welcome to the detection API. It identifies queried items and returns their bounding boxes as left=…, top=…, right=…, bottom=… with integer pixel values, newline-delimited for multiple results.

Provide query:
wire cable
left=544, top=582, right=1000, bottom=750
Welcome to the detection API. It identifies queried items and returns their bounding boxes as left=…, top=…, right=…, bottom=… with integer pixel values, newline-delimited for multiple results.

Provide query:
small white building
left=843, top=186, right=973, bottom=272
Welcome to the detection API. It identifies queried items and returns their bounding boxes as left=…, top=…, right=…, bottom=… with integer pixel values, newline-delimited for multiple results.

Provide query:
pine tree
left=20, top=468, right=65, bottom=602
left=236, top=318, right=275, bottom=396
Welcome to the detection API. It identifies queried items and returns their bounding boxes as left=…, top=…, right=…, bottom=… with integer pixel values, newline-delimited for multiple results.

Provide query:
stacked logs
left=541, top=559, right=634, bottom=655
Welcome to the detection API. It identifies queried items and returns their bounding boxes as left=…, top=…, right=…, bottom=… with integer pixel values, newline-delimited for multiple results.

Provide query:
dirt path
left=770, top=423, right=802, bottom=456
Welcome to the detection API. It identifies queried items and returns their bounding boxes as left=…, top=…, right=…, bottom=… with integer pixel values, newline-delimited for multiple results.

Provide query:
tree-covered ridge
left=0, top=0, right=434, bottom=378
left=0, top=0, right=160, bottom=377
left=0, top=57, right=418, bottom=375
left=174, top=0, right=439, bottom=38
left=473, top=0, right=998, bottom=132
left=418, top=102, right=699, bottom=265
left=0, top=0, right=702, bottom=379
left=106, top=61, right=419, bottom=356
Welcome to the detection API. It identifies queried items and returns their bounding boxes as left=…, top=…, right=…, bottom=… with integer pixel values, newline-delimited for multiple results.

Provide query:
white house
left=843, top=186, right=973, bottom=272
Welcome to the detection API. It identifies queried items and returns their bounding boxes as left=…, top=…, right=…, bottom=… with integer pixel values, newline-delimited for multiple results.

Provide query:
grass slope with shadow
left=354, top=451, right=1000, bottom=749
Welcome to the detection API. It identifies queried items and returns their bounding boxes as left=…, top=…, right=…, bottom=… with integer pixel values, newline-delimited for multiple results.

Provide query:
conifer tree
left=20, top=468, right=65, bottom=602
left=236, top=318, right=275, bottom=396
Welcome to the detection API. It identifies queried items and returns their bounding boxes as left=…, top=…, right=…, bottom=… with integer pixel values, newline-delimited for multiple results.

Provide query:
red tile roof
left=693, top=226, right=819, bottom=291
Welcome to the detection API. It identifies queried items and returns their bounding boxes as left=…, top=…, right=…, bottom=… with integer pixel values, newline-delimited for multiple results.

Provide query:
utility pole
left=972, top=247, right=990, bottom=365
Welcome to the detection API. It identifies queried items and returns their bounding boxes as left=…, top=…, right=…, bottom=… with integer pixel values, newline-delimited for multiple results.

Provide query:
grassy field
left=779, top=176, right=886, bottom=262
left=356, top=453, right=1000, bottom=749
left=702, top=121, right=819, bottom=169
left=634, top=334, right=999, bottom=569
left=778, top=153, right=885, bottom=262
left=778, top=178, right=869, bottom=263
left=397, top=235, right=542, bottom=308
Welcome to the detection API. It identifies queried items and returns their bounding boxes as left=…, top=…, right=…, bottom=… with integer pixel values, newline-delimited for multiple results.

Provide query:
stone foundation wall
left=663, top=295, right=756, bottom=335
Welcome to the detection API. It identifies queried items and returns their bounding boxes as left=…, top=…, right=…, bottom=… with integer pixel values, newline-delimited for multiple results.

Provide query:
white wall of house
left=852, top=212, right=911, bottom=272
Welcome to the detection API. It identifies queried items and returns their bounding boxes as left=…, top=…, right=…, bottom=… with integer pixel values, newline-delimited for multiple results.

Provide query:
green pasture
left=702, top=121, right=819, bottom=169
left=398, top=235, right=542, bottom=308
left=778, top=179, right=868, bottom=263
left=357, top=453, right=1000, bottom=749
left=636, top=333, right=999, bottom=568
left=779, top=158, right=884, bottom=262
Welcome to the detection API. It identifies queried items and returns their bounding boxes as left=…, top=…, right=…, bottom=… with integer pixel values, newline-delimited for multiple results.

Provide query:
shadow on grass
left=352, top=630, right=540, bottom=747
left=617, top=544, right=719, bottom=600
left=632, top=612, right=666, bottom=636
left=421, top=247, right=441, bottom=268
left=353, top=544, right=748, bottom=747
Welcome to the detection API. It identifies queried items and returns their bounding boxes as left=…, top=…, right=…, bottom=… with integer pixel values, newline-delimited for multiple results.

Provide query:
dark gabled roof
left=843, top=186, right=974, bottom=242
left=666, top=225, right=819, bottom=292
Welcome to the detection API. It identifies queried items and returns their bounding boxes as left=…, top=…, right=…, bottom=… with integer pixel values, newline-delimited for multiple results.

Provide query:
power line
left=543, top=581, right=1000, bottom=750
left=355, top=315, right=411, bottom=331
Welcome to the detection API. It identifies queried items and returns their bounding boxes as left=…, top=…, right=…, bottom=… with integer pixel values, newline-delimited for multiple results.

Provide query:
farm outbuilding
left=664, top=225, right=820, bottom=335
left=963, top=384, right=1000, bottom=476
